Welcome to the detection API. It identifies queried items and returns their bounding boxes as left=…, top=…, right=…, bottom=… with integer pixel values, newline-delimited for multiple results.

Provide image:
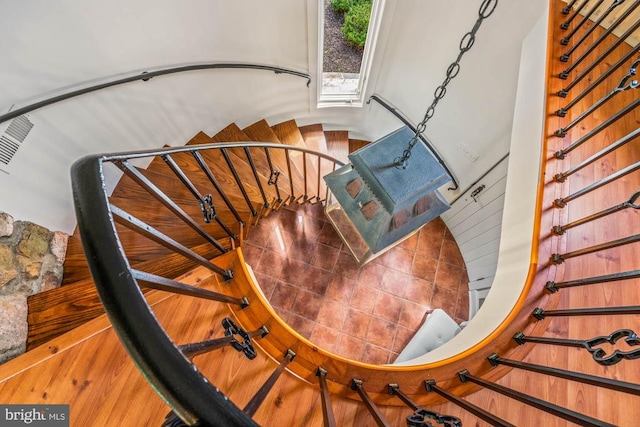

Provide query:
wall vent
left=0, top=115, right=33, bottom=165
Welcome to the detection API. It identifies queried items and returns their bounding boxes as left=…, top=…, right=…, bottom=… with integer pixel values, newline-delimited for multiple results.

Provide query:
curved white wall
left=0, top=0, right=546, bottom=234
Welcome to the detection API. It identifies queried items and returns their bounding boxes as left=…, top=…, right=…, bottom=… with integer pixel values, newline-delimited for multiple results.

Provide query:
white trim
left=317, top=0, right=386, bottom=107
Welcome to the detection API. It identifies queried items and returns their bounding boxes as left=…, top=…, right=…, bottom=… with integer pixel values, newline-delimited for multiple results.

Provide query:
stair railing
left=0, top=63, right=310, bottom=126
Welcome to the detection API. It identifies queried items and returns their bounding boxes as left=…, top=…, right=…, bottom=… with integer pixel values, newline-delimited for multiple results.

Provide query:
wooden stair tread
left=348, top=138, right=369, bottom=154
left=31, top=240, right=232, bottom=350
left=243, top=119, right=306, bottom=197
left=324, top=130, right=350, bottom=164
left=272, top=120, right=320, bottom=199
left=299, top=124, right=331, bottom=198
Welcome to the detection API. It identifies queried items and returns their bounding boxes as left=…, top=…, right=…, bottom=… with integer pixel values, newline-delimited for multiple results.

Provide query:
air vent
left=0, top=115, right=33, bottom=165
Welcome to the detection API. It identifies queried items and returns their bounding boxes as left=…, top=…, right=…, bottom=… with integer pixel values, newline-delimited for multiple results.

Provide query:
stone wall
left=0, top=211, right=68, bottom=363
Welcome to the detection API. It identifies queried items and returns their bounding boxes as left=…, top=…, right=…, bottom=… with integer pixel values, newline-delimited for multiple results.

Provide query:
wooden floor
left=3, top=2, right=640, bottom=425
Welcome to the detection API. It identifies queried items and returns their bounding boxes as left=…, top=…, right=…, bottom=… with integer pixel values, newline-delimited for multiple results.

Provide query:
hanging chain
left=394, top=0, right=499, bottom=169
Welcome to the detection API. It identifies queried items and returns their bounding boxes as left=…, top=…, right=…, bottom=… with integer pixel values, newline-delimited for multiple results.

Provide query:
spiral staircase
left=0, top=1, right=639, bottom=426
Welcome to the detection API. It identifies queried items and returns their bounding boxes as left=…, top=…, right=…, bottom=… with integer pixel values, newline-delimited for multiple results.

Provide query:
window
left=318, top=0, right=385, bottom=107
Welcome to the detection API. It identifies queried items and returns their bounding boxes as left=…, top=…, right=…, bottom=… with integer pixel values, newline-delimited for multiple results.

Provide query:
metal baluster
left=561, top=0, right=625, bottom=48
left=316, top=155, right=322, bottom=202
left=179, top=318, right=268, bottom=359
left=563, top=0, right=580, bottom=14
left=533, top=306, right=640, bottom=318
left=110, top=205, right=233, bottom=279
left=552, top=191, right=640, bottom=234
left=243, top=350, right=296, bottom=417
left=263, top=147, right=283, bottom=203
left=555, top=61, right=639, bottom=137
left=546, top=269, right=640, bottom=292
left=424, top=380, right=515, bottom=427
left=457, top=370, right=617, bottom=426
left=560, top=0, right=606, bottom=50
left=560, top=0, right=592, bottom=30
left=316, top=368, right=337, bottom=427
left=559, top=3, right=640, bottom=79
left=555, top=98, right=640, bottom=158
left=554, top=162, right=640, bottom=206
left=220, top=148, right=258, bottom=216
left=284, top=148, right=296, bottom=204
left=132, top=270, right=248, bottom=307
left=351, top=379, right=391, bottom=427
left=513, top=330, right=640, bottom=366
left=114, top=160, right=228, bottom=253
left=554, top=130, right=640, bottom=181
left=191, top=151, right=244, bottom=224
left=550, top=234, right=640, bottom=264
left=388, top=384, right=462, bottom=427
left=303, top=152, right=309, bottom=201
left=161, top=154, right=237, bottom=239
left=243, top=147, right=269, bottom=208
left=488, top=354, right=640, bottom=395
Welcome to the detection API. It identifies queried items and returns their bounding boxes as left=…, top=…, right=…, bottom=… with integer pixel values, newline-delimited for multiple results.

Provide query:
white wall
left=0, top=0, right=546, bottom=234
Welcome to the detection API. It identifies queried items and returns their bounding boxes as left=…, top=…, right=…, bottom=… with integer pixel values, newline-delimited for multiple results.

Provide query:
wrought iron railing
left=69, top=2, right=639, bottom=425
left=0, top=63, right=310, bottom=126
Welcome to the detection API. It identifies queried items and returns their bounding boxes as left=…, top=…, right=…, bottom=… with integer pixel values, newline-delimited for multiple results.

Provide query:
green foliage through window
left=330, top=0, right=372, bottom=49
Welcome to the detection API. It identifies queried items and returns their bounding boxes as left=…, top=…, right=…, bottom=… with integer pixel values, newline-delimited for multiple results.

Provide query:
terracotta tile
left=411, top=256, right=438, bottom=282
left=358, top=262, right=387, bottom=290
left=373, top=292, right=404, bottom=323
left=253, top=272, right=278, bottom=300
left=288, top=235, right=317, bottom=263
left=316, top=298, right=348, bottom=330
left=310, top=324, right=340, bottom=352
left=404, top=277, right=434, bottom=307
left=423, top=217, right=447, bottom=236
left=264, top=226, right=295, bottom=255
left=335, top=334, right=366, bottom=360
left=444, top=227, right=455, bottom=241
left=434, top=262, right=467, bottom=293
left=416, top=228, right=443, bottom=260
left=350, top=285, right=378, bottom=313
left=241, top=241, right=263, bottom=266
left=380, top=269, right=412, bottom=297
left=361, top=343, right=392, bottom=365
left=274, top=308, right=292, bottom=323
left=430, top=285, right=458, bottom=316
left=287, top=313, right=317, bottom=337
left=455, top=289, right=470, bottom=321
left=393, top=326, right=417, bottom=353
left=382, top=246, right=414, bottom=274
left=292, top=289, right=323, bottom=320
left=279, top=257, right=309, bottom=287
left=366, top=317, right=397, bottom=351
left=333, top=251, right=361, bottom=280
left=342, top=308, right=372, bottom=340
left=270, top=281, right=299, bottom=311
left=245, top=223, right=273, bottom=248
left=318, top=222, right=343, bottom=249
left=301, top=266, right=332, bottom=295
left=399, top=233, right=419, bottom=251
left=440, top=240, right=466, bottom=269
left=325, top=274, right=356, bottom=303
left=399, top=300, right=429, bottom=330
left=310, top=243, right=340, bottom=272
left=255, top=249, right=288, bottom=278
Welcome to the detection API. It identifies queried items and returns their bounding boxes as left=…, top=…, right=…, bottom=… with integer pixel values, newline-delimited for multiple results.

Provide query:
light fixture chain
left=394, top=0, right=498, bottom=169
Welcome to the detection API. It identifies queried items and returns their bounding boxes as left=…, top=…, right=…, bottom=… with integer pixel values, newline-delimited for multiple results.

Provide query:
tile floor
left=241, top=202, right=469, bottom=365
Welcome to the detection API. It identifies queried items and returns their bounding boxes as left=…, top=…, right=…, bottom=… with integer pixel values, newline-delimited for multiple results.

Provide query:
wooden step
left=299, top=124, right=332, bottom=200
left=348, top=138, right=369, bottom=154
left=272, top=120, right=320, bottom=200
left=30, top=240, right=232, bottom=350
left=243, top=119, right=305, bottom=199
left=324, top=130, right=350, bottom=164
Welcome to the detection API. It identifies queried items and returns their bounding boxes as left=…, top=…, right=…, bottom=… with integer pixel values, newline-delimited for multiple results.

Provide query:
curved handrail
left=71, top=142, right=343, bottom=426
left=367, top=93, right=459, bottom=191
left=0, top=63, right=311, bottom=126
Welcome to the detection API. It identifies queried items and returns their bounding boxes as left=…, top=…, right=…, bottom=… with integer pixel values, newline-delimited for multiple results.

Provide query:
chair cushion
left=393, top=309, right=461, bottom=364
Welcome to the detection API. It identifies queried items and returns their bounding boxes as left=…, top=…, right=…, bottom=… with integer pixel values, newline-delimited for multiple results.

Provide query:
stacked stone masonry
left=0, top=211, right=68, bottom=363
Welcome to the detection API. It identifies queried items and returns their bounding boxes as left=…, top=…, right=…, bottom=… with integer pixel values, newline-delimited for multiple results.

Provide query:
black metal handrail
left=0, top=63, right=311, bottom=125
left=367, top=93, right=459, bottom=191
left=71, top=141, right=343, bottom=426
